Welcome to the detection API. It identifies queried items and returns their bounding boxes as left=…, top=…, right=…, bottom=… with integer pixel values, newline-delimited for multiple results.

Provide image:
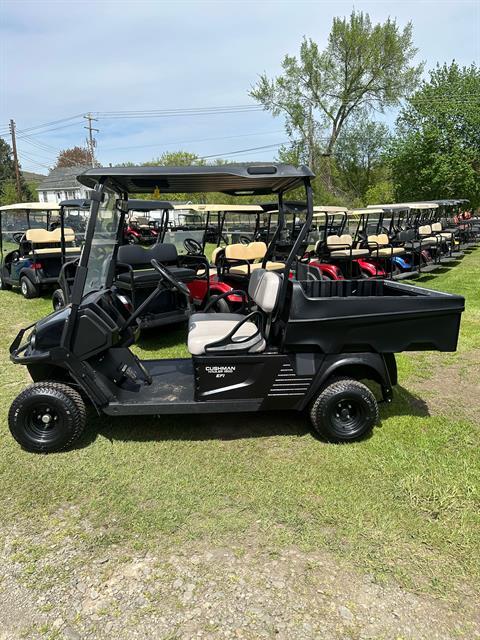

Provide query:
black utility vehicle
left=8, top=165, right=464, bottom=453
left=0, top=202, right=82, bottom=298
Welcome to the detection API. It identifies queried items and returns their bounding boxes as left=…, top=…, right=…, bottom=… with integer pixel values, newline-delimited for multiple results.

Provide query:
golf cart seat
left=223, top=242, right=285, bottom=275
left=130, top=216, right=152, bottom=230
left=188, top=268, right=281, bottom=355
left=431, top=222, right=453, bottom=240
left=367, top=234, right=405, bottom=257
left=25, top=227, right=80, bottom=256
left=116, top=243, right=196, bottom=287
left=319, top=235, right=370, bottom=258
left=418, top=226, right=439, bottom=245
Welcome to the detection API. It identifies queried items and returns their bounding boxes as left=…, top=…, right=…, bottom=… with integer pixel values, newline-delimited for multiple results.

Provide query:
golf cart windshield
left=84, top=188, right=120, bottom=295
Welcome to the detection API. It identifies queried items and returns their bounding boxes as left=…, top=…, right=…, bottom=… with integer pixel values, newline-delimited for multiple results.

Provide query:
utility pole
left=9, top=119, right=22, bottom=199
left=83, top=113, right=99, bottom=167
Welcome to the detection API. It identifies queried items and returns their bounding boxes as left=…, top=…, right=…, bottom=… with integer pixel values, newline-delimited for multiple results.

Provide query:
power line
left=103, top=129, right=285, bottom=152
left=200, top=141, right=290, bottom=160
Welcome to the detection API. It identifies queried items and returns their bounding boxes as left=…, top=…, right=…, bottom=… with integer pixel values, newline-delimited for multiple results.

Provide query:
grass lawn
left=0, top=248, right=478, bottom=609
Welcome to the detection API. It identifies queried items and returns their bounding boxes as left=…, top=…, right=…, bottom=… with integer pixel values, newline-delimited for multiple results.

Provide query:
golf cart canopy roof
left=172, top=203, right=263, bottom=213
left=77, top=164, right=314, bottom=196
left=349, top=208, right=384, bottom=216
left=0, top=202, right=60, bottom=212
left=127, top=199, right=173, bottom=211
left=314, top=205, right=348, bottom=214
left=368, top=203, right=439, bottom=210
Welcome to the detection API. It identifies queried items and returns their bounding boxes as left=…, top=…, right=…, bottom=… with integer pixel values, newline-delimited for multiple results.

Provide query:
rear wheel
left=310, top=377, right=379, bottom=442
left=8, top=382, right=87, bottom=453
left=20, top=276, right=40, bottom=299
left=128, top=234, right=139, bottom=245
left=52, top=288, right=66, bottom=311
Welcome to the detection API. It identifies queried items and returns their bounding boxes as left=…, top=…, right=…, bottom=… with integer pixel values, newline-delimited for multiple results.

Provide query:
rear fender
left=355, top=259, right=386, bottom=277
left=209, top=281, right=243, bottom=303
left=300, top=352, right=396, bottom=409
left=392, top=256, right=410, bottom=270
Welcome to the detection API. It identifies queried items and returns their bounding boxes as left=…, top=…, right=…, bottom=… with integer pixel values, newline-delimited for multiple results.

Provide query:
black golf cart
left=8, top=164, right=464, bottom=453
left=0, top=202, right=82, bottom=298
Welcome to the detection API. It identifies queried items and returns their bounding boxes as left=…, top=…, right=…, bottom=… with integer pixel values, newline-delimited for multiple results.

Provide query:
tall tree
left=334, top=116, right=391, bottom=202
left=0, top=137, right=30, bottom=203
left=55, top=146, right=93, bottom=168
left=390, top=62, right=480, bottom=207
left=250, top=10, right=422, bottom=186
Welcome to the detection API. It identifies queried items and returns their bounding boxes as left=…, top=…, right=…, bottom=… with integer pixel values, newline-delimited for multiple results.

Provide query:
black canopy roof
left=77, top=164, right=314, bottom=196
left=59, top=199, right=91, bottom=209
left=127, top=199, right=173, bottom=211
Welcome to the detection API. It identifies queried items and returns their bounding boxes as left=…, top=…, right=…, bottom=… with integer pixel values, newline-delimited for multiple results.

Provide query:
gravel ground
left=1, top=509, right=478, bottom=640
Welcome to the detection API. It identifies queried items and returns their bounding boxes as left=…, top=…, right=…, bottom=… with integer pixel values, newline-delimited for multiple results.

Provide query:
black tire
left=0, top=272, right=12, bottom=290
left=20, top=276, right=40, bottom=299
left=52, top=288, right=66, bottom=311
left=310, top=377, right=379, bottom=442
left=207, top=295, right=230, bottom=313
left=8, top=382, right=87, bottom=453
left=128, top=234, right=139, bottom=245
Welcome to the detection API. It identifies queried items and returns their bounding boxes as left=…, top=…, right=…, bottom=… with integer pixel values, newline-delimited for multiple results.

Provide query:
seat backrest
left=248, top=268, right=281, bottom=313
left=50, top=227, right=76, bottom=244
left=25, top=228, right=53, bottom=244
left=225, top=243, right=249, bottom=260
left=130, top=216, right=149, bottom=225
left=432, top=222, right=442, bottom=232
left=117, top=242, right=178, bottom=269
left=368, top=233, right=389, bottom=247
left=419, top=225, right=432, bottom=235
left=246, top=241, right=267, bottom=261
left=150, top=242, right=178, bottom=265
left=327, top=234, right=352, bottom=248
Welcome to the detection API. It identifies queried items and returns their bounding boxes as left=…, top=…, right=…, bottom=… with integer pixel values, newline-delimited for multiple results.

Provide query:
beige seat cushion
left=225, top=243, right=250, bottom=260
left=418, top=225, right=432, bottom=236
left=329, top=248, right=370, bottom=257
left=419, top=236, right=438, bottom=244
left=370, top=247, right=405, bottom=257
left=229, top=261, right=284, bottom=275
left=25, top=228, right=53, bottom=243
left=327, top=234, right=353, bottom=250
left=188, top=317, right=265, bottom=355
left=30, top=247, right=81, bottom=255
left=246, top=241, right=267, bottom=261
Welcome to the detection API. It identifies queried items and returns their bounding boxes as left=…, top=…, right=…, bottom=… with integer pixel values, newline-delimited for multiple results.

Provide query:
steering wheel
left=12, top=232, right=25, bottom=243
left=183, top=237, right=203, bottom=255
left=239, top=235, right=251, bottom=245
left=150, top=259, right=191, bottom=297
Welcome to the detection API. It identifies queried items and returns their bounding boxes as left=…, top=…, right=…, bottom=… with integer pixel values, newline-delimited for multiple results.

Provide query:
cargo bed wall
left=285, top=280, right=464, bottom=354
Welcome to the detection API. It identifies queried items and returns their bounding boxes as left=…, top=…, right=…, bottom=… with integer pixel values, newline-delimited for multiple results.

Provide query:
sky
left=1, top=0, right=479, bottom=174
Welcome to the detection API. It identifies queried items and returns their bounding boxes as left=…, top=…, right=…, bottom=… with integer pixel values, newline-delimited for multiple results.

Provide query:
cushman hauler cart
left=8, top=165, right=464, bottom=453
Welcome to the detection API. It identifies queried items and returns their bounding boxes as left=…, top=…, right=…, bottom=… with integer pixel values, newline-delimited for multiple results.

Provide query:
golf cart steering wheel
left=12, top=232, right=25, bottom=243
left=183, top=237, right=203, bottom=256
left=150, top=259, right=191, bottom=297
left=239, top=235, right=250, bottom=245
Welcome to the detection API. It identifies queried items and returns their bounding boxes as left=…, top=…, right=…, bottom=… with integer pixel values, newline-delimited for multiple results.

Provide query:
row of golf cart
left=5, top=164, right=468, bottom=453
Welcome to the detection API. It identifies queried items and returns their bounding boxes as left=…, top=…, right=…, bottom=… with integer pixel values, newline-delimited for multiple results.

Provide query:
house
left=36, top=165, right=92, bottom=203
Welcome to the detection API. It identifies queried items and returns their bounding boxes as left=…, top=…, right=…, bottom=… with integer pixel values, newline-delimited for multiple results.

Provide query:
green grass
left=0, top=249, right=478, bottom=604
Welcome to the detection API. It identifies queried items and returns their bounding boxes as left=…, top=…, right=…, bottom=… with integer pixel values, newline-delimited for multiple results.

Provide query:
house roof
left=37, top=165, right=92, bottom=191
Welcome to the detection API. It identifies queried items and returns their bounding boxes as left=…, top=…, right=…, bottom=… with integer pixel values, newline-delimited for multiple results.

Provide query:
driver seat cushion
left=187, top=269, right=281, bottom=355
left=188, top=318, right=265, bottom=355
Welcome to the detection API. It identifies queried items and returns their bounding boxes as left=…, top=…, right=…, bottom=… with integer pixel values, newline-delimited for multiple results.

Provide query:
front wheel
left=8, top=382, right=87, bottom=453
left=52, top=288, right=66, bottom=311
left=310, top=377, right=379, bottom=442
left=207, top=295, right=230, bottom=313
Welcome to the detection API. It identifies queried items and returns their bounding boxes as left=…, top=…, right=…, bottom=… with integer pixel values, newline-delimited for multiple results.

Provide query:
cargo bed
left=285, top=279, right=464, bottom=354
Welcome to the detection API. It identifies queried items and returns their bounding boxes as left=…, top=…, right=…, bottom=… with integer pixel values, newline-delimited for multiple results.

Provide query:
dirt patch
left=408, top=350, right=480, bottom=424
left=1, top=513, right=478, bottom=640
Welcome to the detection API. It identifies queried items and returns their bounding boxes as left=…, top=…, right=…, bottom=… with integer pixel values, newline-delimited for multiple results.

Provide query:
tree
left=0, top=137, right=30, bottom=203
left=250, top=10, right=422, bottom=186
left=55, top=146, right=93, bottom=168
left=390, top=62, right=480, bottom=207
left=334, top=116, right=391, bottom=201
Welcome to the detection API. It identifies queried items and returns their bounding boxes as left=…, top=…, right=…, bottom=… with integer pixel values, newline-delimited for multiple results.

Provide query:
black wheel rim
left=331, top=397, right=366, bottom=435
left=25, top=403, right=63, bottom=443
